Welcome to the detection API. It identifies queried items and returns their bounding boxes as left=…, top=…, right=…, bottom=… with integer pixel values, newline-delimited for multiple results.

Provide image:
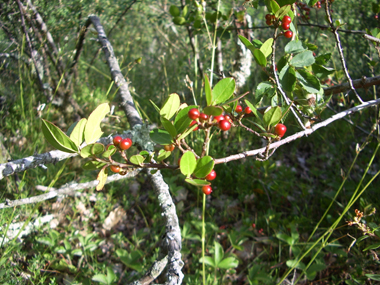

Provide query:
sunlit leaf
left=41, top=119, right=78, bottom=153
left=84, top=103, right=110, bottom=144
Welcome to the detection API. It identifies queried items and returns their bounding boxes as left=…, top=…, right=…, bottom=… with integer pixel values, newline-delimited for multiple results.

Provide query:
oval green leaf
left=130, top=155, right=145, bottom=166
left=290, top=50, right=315, bottom=67
left=160, top=93, right=180, bottom=120
left=279, top=64, right=296, bottom=92
left=156, top=149, right=172, bottom=162
left=41, top=119, right=78, bottom=153
left=69, top=118, right=87, bottom=148
left=212, top=78, right=235, bottom=105
left=174, top=105, right=197, bottom=134
left=161, top=117, right=177, bottom=138
left=203, top=106, right=223, bottom=116
left=102, top=145, right=116, bottom=158
left=185, top=178, right=211, bottom=186
left=149, top=129, right=173, bottom=145
left=82, top=160, right=107, bottom=170
left=263, top=106, right=282, bottom=129
left=180, top=151, right=197, bottom=177
left=84, top=103, right=110, bottom=144
left=193, top=156, right=214, bottom=178
left=296, top=69, right=321, bottom=93
left=253, top=49, right=267, bottom=67
left=260, top=38, right=273, bottom=58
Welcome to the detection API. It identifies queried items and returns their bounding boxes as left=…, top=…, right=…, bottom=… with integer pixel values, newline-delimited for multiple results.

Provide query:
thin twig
left=271, top=27, right=306, bottom=129
left=214, top=98, right=380, bottom=165
left=324, top=1, right=364, bottom=103
left=0, top=170, right=141, bottom=209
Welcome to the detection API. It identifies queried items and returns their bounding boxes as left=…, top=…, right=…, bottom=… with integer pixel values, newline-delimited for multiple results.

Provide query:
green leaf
left=315, top=53, right=331, bottom=65
left=199, top=256, right=215, bottom=267
left=218, top=257, right=239, bottom=269
left=238, top=35, right=254, bottom=50
left=266, top=0, right=280, bottom=13
left=259, top=38, right=273, bottom=58
left=212, top=78, right=235, bottom=105
left=193, top=156, right=214, bottom=178
left=156, top=149, right=172, bottom=162
left=296, top=69, right=321, bottom=93
left=252, top=39, right=263, bottom=48
left=366, top=274, right=380, bottom=281
left=69, top=118, right=87, bottom=148
left=177, top=122, right=198, bottom=140
left=185, top=178, right=211, bottom=186
left=203, top=106, right=223, bottom=116
left=253, top=49, right=267, bottom=67
left=80, top=143, right=104, bottom=158
left=204, top=74, right=212, bottom=106
left=173, top=16, right=186, bottom=25
left=66, top=121, right=77, bottom=137
left=106, top=267, right=116, bottom=284
left=290, top=51, right=315, bottom=67
left=263, top=106, right=282, bottom=129
left=130, top=155, right=145, bottom=166
left=180, top=151, right=197, bottom=177
left=286, top=259, right=305, bottom=270
left=41, top=119, right=78, bottom=153
left=245, top=100, right=263, bottom=122
left=276, top=233, right=294, bottom=246
left=275, top=5, right=291, bottom=20
left=96, top=167, right=108, bottom=191
left=285, top=40, right=305, bottom=54
left=82, top=160, right=107, bottom=170
left=84, top=103, right=110, bottom=144
left=363, top=242, right=380, bottom=251
left=279, top=65, right=296, bottom=92
left=149, top=129, right=173, bottom=145
left=214, top=241, right=224, bottom=265
left=102, top=145, right=116, bottom=158
left=160, top=117, right=177, bottom=138
left=92, top=274, right=108, bottom=284
left=169, top=5, right=180, bottom=17
left=174, top=105, right=197, bottom=134
left=255, top=82, right=275, bottom=104
left=312, top=64, right=335, bottom=79
left=160, top=93, right=180, bottom=120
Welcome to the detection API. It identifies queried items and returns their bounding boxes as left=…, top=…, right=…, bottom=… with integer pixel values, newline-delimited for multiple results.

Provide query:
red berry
left=113, top=136, right=122, bottom=146
left=282, top=22, right=290, bottom=30
left=205, top=170, right=216, bottom=181
left=284, top=31, right=293, bottom=39
left=219, top=120, right=231, bottom=131
left=235, top=105, right=243, bottom=113
left=188, top=108, right=200, bottom=120
left=266, top=19, right=273, bottom=26
left=119, top=138, right=132, bottom=150
left=224, top=115, right=231, bottom=121
left=199, top=113, right=208, bottom=121
left=202, top=185, right=212, bottom=195
left=190, top=120, right=199, bottom=131
left=265, top=14, right=272, bottom=21
left=213, top=115, right=225, bottom=122
left=275, top=124, right=287, bottom=138
left=282, top=15, right=291, bottom=24
left=245, top=107, right=252, bottom=114
left=110, top=165, right=120, bottom=173
left=164, top=144, right=175, bottom=151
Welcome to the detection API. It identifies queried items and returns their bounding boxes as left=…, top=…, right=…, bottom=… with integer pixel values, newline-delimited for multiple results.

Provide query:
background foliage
left=0, top=0, right=380, bottom=284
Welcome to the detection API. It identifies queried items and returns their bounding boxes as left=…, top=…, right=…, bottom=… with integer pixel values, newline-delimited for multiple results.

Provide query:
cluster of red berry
left=202, top=169, right=216, bottom=195
left=108, top=136, right=133, bottom=173
left=188, top=108, right=233, bottom=131
left=265, top=14, right=293, bottom=39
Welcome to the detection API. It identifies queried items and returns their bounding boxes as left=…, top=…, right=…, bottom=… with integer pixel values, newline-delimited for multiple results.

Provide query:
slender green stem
left=202, top=192, right=206, bottom=285
left=209, top=0, right=221, bottom=86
